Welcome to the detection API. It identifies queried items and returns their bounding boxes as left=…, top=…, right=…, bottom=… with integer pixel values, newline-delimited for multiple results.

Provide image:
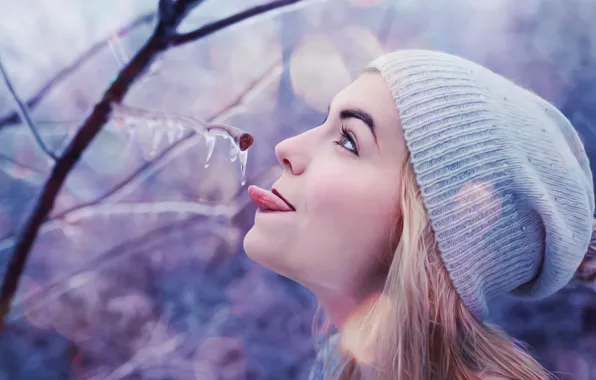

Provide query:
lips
left=248, top=185, right=295, bottom=212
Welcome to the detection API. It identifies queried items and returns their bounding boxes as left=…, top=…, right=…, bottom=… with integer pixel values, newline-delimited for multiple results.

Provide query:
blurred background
left=0, top=0, right=595, bottom=379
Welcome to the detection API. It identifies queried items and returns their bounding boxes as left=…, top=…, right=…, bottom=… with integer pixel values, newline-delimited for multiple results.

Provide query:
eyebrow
left=336, top=107, right=377, bottom=144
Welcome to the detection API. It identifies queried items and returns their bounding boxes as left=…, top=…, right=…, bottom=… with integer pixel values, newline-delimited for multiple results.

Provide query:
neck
left=313, top=283, right=384, bottom=334
left=316, top=290, right=361, bottom=332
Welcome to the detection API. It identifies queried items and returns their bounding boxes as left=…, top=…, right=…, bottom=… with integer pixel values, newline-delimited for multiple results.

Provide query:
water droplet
left=550, top=163, right=555, bottom=168
left=521, top=225, right=527, bottom=232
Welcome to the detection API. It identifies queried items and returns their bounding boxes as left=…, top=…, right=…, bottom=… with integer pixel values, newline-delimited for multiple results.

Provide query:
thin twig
left=0, top=0, right=303, bottom=329
left=0, top=59, right=58, bottom=161
left=0, top=61, right=281, bottom=248
left=0, top=0, right=200, bottom=328
left=52, top=61, right=280, bottom=221
left=0, top=12, right=157, bottom=129
left=6, top=216, right=233, bottom=322
left=171, top=0, right=305, bottom=46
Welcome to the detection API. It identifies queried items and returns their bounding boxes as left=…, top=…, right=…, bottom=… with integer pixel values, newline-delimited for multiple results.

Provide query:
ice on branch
left=109, top=102, right=254, bottom=185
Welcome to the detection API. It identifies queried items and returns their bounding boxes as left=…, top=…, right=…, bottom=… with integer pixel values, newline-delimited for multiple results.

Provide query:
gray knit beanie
left=367, top=50, right=596, bottom=320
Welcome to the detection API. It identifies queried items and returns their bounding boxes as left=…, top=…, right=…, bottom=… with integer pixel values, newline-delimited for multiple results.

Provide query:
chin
left=243, top=228, right=294, bottom=277
left=242, top=227, right=271, bottom=266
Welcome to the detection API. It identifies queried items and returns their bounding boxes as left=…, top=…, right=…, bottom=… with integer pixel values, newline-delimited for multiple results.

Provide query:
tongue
left=248, top=185, right=293, bottom=212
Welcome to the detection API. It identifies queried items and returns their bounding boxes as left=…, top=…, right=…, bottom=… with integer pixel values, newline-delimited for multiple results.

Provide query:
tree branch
left=0, top=12, right=157, bottom=129
left=0, top=59, right=58, bottom=161
left=171, top=0, right=304, bottom=46
left=6, top=215, right=234, bottom=323
left=0, top=61, right=281, bottom=248
left=0, top=0, right=194, bottom=328
left=0, top=0, right=303, bottom=329
left=54, top=61, right=280, bottom=220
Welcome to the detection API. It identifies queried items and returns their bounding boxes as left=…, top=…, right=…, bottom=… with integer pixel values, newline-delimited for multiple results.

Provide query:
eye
left=334, top=124, right=359, bottom=156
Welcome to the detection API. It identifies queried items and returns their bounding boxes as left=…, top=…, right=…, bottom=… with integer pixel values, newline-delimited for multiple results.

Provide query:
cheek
left=305, top=167, right=398, bottom=240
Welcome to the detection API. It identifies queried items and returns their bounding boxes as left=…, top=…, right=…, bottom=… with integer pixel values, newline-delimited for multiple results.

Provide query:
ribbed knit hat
left=367, top=50, right=596, bottom=320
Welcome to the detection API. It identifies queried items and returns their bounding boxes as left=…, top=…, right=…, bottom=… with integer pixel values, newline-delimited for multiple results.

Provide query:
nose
left=274, top=130, right=312, bottom=176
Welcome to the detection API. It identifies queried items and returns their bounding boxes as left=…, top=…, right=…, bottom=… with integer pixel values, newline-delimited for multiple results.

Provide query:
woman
left=243, top=50, right=596, bottom=379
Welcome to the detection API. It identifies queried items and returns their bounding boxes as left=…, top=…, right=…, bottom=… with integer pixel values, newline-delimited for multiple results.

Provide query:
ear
left=572, top=220, right=596, bottom=289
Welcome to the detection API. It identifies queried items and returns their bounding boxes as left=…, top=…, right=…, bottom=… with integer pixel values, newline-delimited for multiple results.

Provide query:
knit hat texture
left=367, top=50, right=595, bottom=320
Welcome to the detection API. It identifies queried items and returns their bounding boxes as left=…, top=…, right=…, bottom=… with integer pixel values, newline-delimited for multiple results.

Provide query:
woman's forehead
left=332, top=73, right=404, bottom=150
left=332, top=73, right=397, bottom=122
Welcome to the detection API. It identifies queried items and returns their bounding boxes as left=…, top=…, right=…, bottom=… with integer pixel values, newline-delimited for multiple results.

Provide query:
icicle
left=176, top=123, right=185, bottom=139
left=238, top=149, right=248, bottom=186
left=164, top=119, right=177, bottom=144
left=228, top=136, right=239, bottom=162
left=138, top=127, right=155, bottom=160
left=109, top=102, right=254, bottom=179
left=204, top=132, right=216, bottom=168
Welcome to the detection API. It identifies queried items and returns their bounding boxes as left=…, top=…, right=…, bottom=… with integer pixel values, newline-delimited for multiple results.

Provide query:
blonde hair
left=311, top=152, right=552, bottom=380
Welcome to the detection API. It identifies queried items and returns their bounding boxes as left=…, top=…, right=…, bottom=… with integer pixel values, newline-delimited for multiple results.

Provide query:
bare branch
left=110, top=102, right=254, bottom=151
left=0, top=0, right=300, bottom=328
left=6, top=215, right=236, bottom=323
left=0, top=0, right=205, bottom=328
left=0, top=59, right=58, bottom=161
left=0, top=12, right=157, bottom=130
left=58, top=60, right=278, bottom=217
left=171, top=0, right=305, bottom=46
left=61, top=200, right=245, bottom=221
left=0, top=61, right=281, bottom=248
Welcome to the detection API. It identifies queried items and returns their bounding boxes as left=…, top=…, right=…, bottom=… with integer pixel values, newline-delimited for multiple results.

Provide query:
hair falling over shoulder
left=312, top=152, right=553, bottom=380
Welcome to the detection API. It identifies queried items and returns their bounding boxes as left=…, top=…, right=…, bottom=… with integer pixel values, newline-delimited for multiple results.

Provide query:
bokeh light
left=290, top=35, right=352, bottom=113
left=49, top=271, right=104, bottom=344
left=203, top=18, right=282, bottom=116
left=337, top=25, right=385, bottom=74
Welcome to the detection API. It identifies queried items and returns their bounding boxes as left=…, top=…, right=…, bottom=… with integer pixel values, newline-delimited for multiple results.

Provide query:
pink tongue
left=248, top=185, right=292, bottom=212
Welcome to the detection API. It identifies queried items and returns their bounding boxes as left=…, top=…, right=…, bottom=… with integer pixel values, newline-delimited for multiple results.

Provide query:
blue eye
left=334, top=124, right=359, bottom=156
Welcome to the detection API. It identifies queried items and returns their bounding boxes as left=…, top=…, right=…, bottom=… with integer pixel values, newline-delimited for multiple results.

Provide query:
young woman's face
left=243, top=71, right=408, bottom=297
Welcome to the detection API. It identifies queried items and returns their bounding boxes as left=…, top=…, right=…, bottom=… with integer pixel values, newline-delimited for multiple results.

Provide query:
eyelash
left=335, top=124, right=359, bottom=156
